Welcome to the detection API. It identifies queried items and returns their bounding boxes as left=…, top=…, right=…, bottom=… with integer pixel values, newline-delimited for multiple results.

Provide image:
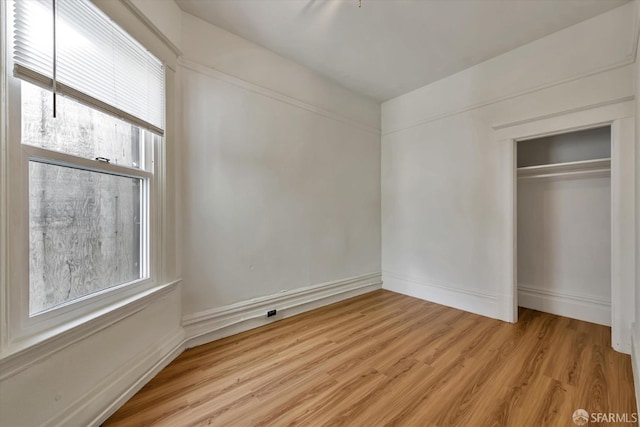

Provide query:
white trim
left=0, top=0, right=9, bottom=352
left=500, top=136, right=518, bottom=323
left=178, top=58, right=381, bottom=137
left=382, top=60, right=634, bottom=135
left=495, top=101, right=633, bottom=141
left=630, top=0, right=640, bottom=62
left=118, top=0, right=183, bottom=58
left=24, top=144, right=154, bottom=180
left=609, top=117, right=635, bottom=354
left=518, top=285, right=611, bottom=326
left=51, top=327, right=185, bottom=427
left=632, top=328, right=640, bottom=416
left=0, top=279, right=180, bottom=381
left=183, top=272, right=382, bottom=348
left=501, top=106, right=635, bottom=354
left=382, top=271, right=499, bottom=320
left=493, top=97, right=634, bottom=131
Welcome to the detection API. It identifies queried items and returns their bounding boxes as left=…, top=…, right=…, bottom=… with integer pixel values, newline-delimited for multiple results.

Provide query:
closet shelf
left=517, top=158, right=610, bottom=180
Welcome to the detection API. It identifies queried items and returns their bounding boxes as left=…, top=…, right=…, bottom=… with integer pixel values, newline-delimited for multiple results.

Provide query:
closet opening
left=515, top=125, right=612, bottom=327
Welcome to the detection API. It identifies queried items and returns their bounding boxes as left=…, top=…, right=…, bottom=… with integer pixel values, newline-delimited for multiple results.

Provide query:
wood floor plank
left=104, top=290, right=636, bottom=427
left=429, top=315, right=535, bottom=427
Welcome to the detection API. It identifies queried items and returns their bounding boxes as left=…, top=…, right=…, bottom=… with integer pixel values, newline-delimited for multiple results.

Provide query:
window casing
left=2, top=0, right=167, bottom=350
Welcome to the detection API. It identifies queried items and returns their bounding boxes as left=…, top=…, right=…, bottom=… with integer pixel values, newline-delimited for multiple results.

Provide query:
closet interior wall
left=516, top=126, right=612, bottom=326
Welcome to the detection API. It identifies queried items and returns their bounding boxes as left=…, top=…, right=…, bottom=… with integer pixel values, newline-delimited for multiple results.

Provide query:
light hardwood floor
left=104, top=290, right=636, bottom=426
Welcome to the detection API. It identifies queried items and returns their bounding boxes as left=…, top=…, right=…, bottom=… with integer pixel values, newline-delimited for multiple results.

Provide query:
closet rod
left=517, top=157, right=610, bottom=180
left=517, top=168, right=610, bottom=180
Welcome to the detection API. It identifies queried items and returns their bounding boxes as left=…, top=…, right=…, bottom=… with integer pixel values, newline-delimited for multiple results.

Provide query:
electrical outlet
left=267, top=309, right=277, bottom=317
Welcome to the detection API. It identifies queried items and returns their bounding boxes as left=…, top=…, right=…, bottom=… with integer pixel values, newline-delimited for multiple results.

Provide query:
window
left=29, top=160, right=144, bottom=313
left=4, top=0, right=165, bottom=339
left=23, top=82, right=161, bottom=314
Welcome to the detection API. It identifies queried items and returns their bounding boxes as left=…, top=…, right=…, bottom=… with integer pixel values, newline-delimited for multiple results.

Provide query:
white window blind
left=13, top=0, right=165, bottom=135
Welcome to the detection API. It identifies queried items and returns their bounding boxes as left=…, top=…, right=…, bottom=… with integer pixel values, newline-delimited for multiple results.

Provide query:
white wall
left=180, top=13, right=380, bottom=131
left=179, top=13, right=381, bottom=319
left=381, top=2, right=636, bottom=351
left=516, top=127, right=611, bottom=167
left=128, top=0, right=183, bottom=51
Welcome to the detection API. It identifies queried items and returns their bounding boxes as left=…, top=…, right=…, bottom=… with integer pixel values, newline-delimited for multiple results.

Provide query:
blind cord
left=52, top=0, right=57, bottom=118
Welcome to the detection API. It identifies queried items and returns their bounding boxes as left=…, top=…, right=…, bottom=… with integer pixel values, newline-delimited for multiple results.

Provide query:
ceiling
left=175, top=0, right=629, bottom=102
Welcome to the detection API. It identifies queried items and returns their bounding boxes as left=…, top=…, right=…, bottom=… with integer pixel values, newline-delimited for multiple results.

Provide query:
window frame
left=1, top=0, right=166, bottom=352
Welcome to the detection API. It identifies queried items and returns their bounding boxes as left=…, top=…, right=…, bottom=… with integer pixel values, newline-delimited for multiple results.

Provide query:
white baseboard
left=381, top=272, right=499, bottom=320
left=47, top=328, right=185, bottom=427
left=183, top=272, right=382, bottom=349
left=518, top=285, right=611, bottom=326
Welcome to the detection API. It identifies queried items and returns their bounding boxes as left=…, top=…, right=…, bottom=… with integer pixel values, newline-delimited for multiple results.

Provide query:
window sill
left=0, top=279, right=181, bottom=381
